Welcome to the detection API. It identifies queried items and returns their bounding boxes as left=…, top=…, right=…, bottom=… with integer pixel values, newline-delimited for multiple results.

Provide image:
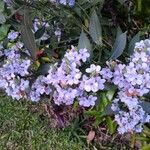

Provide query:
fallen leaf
left=87, top=131, right=95, bottom=144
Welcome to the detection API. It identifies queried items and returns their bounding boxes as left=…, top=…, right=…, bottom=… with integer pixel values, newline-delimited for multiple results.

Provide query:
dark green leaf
left=37, top=63, right=50, bottom=75
left=140, top=101, right=150, bottom=114
left=89, top=10, right=102, bottom=45
left=104, top=103, right=117, bottom=115
left=78, top=31, right=92, bottom=53
left=128, top=32, right=140, bottom=55
left=21, top=25, right=37, bottom=59
left=110, top=31, right=127, bottom=60
left=35, top=26, right=45, bottom=39
left=116, top=26, right=122, bottom=38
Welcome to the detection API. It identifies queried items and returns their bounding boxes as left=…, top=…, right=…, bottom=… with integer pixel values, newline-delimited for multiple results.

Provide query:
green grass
left=0, top=94, right=85, bottom=150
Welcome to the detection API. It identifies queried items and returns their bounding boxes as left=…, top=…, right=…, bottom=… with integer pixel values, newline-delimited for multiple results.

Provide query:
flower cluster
left=104, top=39, right=150, bottom=134
left=0, top=41, right=31, bottom=100
left=31, top=47, right=106, bottom=107
left=50, top=0, right=75, bottom=6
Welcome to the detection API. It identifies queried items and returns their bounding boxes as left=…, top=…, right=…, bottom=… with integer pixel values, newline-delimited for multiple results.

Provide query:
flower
left=7, top=30, right=19, bottom=41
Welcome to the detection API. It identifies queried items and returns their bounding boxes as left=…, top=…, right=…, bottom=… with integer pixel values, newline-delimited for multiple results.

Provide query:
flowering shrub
left=0, top=26, right=150, bottom=134
left=0, top=0, right=150, bottom=139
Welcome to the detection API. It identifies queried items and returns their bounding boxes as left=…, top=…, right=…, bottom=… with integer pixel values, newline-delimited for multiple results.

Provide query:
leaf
left=0, top=1, right=4, bottom=12
left=0, top=25, right=10, bottom=41
left=110, top=31, right=127, bottom=60
left=87, top=131, right=95, bottom=144
left=0, top=12, right=6, bottom=24
left=89, top=10, right=102, bottom=45
left=104, top=104, right=117, bottom=115
left=128, top=32, right=140, bottom=55
left=106, top=89, right=116, bottom=101
left=21, top=25, right=37, bottom=59
left=106, top=117, right=117, bottom=134
left=37, top=64, right=50, bottom=75
left=78, top=31, right=92, bottom=53
left=116, top=26, right=122, bottom=38
left=35, top=26, right=45, bottom=39
left=140, top=101, right=150, bottom=114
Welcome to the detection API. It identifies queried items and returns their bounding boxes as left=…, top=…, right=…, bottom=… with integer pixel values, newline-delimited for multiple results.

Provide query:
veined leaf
left=21, top=25, right=37, bottom=59
left=128, top=32, right=140, bottom=55
left=110, top=31, right=127, bottom=60
left=89, top=10, right=102, bottom=45
left=21, top=7, right=37, bottom=59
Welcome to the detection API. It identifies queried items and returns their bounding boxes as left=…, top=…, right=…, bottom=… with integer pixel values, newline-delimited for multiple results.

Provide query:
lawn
left=0, top=93, right=85, bottom=150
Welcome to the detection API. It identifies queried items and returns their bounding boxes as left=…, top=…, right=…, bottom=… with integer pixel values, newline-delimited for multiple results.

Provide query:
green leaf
left=0, top=1, right=4, bottom=12
left=0, top=24, right=10, bottom=41
left=110, top=31, right=127, bottom=60
left=35, top=26, right=45, bottom=39
left=78, top=31, right=92, bottom=53
left=127, top=32, right=140, bottom=55
left=104, top=103, right=117, bottom=115
left=37, top=63, right=50, bottom=75
left=89, top=10, right=102, bottom=45
left=106, top=117, right=117, bottom=134
left=21, top=25, right=37, bottom=59
left=0, top=12, right=6, bottom=24
left=106, top=90, right=116, bottom=101
left=140, top=101, right=150, bottom=114
left=116, top=26, right=122, bottom=38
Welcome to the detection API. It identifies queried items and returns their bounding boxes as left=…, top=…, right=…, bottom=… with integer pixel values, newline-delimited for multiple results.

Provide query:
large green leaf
left=127, top=32, right=140, bottom=55
left=89, top=10, right=102, bottom=45
left=110, top=31, right=127, bottom=60
left=21, top=7, right=37, bottom=59
left=0, top=24, right=10, bottom=41
left=78, top=31, right=92, bottom=53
